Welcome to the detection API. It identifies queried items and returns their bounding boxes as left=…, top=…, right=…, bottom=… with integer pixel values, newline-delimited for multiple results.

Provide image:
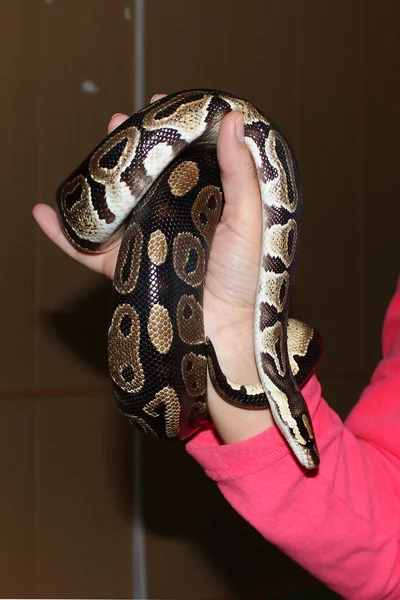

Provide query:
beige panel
left=0, top=1, right=38, bottom=388
left=34, top=0, right=133, bottom=389
left=34, top=393, right=132, bottom=599
left=0, top=398, right=34, bottom=598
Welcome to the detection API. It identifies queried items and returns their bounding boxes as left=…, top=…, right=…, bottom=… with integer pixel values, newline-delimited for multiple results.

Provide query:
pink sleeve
left=186, top=275, right=400, bottom=600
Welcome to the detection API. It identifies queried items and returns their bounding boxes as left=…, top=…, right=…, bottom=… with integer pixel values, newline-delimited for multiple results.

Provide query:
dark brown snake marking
left=55, top=89, right=324, bottom=469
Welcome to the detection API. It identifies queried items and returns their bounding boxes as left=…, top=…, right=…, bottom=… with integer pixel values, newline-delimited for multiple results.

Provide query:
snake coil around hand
left=55, top=89, right=324, bottom=470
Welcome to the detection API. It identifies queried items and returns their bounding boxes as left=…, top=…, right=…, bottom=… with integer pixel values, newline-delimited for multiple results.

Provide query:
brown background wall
left=1, top=0, right=399, bottom=598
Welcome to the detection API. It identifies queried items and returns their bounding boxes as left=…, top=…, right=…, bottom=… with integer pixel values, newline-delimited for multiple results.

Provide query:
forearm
left=187, top=276, right=400, bottom=600
left=188, top=374, right=400, bottom=600
left=204, top=308, right=275, bottom=444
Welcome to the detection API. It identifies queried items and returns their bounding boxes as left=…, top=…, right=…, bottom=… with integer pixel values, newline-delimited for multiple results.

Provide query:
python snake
left=55, top=89, right=324, bottom=470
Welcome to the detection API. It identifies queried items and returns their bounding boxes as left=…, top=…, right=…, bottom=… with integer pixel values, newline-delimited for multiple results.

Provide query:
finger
left=216, top=112, right=262, bottom=230
left=106, top=93, right=166, bottom=135
left=107, top=113, right=129, bottom=135
left=32, top=203, right=107, bottom=275
left=150, top=93, right=166, bottom=103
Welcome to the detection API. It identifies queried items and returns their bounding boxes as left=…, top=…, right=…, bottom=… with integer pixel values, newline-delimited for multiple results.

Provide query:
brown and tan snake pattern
left=55, top=90, right=324, bottom=470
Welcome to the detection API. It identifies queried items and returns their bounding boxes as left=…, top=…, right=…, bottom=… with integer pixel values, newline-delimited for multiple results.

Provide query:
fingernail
left=111, top=112, right=122, bottom=120
left=236, top=115, right=245, bottom=143
left=150, top=94, right=159, bottom=103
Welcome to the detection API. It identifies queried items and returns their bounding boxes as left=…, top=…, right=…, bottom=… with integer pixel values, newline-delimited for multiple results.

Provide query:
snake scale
left=55, top=89, right=324, bottom=470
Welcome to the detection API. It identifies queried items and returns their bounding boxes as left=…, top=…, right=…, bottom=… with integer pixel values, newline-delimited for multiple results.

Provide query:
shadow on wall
left=41, top=280, right=340, bottom=599
left=39, top=279, right=111, bottom=377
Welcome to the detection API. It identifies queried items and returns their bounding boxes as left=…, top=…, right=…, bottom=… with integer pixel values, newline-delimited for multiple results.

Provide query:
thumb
left=216, top=112, right=262, bottom=235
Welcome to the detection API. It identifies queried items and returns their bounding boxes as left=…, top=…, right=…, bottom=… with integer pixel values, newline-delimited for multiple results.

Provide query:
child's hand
left=32, top=94, right=274, bottom=444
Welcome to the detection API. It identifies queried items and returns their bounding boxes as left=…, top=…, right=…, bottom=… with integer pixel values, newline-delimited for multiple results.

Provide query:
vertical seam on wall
left=293, top=0, right=301, bottom=154
left=132, top=1, right=147, bottom=598
left=357, top=0, right=365, bottom=373
left=33, top=1, right=46, bottom=594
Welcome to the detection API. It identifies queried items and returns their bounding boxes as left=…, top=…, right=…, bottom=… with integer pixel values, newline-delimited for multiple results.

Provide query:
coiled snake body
left=56, top=89, right=324, bottom=470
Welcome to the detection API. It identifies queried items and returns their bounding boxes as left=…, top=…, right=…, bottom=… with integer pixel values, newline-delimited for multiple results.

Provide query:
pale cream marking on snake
left=287, top=319, right=315, bottom=376
left=302, top=415, right=314, bottom=440
left=241, top=137, right=263, bottom=171
left=141, top=94, right=213, bottom=140
left=211, top=317, right=315, bottom=394
left=220, top=95, right=261, bottom=124
left=265, top=220, right=298, bottom=267
left=108, top=304, right=144, bottom=393
left=147, top=304, right=173, bottom=354
left=143, top=386, right=180, bottom=438
left=225, top=378, right=264, bottom=395
left=266, top=379, right=308, bottom=447
left=89, top=125, right=143, bottom=226
left=259, top=270, right=290, bottom=312
left=60, top=175, right=101, bottom=240
left=89, top=126, right=141, bottom=185
left=263, top=132, right=299, bottom=212
left=143, top=143, right=176, bottom=180
left=260, top=321, right=286, bottom=376
left=168, top=161, right=200, bottom=196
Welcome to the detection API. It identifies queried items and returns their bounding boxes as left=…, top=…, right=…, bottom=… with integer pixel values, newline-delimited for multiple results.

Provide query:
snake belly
left=55, top=89, right=324, bottom=470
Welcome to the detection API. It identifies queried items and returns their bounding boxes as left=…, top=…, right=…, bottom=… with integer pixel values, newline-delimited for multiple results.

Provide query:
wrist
left=204, top=318, right=275, bottom=444
left=207, top=383, right=274, bottom=444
